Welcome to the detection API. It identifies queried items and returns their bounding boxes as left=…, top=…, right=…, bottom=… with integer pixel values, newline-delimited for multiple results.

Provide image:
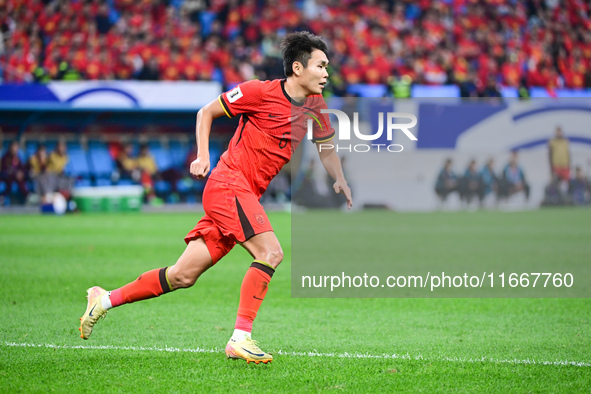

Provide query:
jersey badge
left=255, top=213, right=266, bottom=225
left=227, top=86, right=243, bottom=103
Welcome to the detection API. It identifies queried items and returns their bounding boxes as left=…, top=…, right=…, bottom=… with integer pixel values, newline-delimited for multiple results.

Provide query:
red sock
left=235, top=261, right=275, bottom=333
left=110, top=267, right=172, bottom=307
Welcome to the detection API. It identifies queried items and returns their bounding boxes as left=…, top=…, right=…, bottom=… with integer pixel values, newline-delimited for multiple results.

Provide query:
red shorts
left=184, top=179, right=273, bottom=264
left=553, top=167, right=570, bottom=181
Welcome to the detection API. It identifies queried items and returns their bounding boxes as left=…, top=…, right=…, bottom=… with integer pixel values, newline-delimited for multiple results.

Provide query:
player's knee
left=264, top=247, right=283, bottom=269
left=175, top=273, right=198, bottom=289
left=167, top=269, right=198, bottom=289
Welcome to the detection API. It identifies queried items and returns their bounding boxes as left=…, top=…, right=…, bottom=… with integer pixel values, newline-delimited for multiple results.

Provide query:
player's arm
left=190, top=98, right=226, bottom=178
left=316, top=139, right=353, bottom=209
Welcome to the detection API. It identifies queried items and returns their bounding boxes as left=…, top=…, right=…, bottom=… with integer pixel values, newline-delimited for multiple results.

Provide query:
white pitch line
left=3, top=341, right=590, bottom=368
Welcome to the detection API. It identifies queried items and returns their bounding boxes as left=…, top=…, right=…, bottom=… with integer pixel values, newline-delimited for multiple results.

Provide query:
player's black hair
left=280, top=31, right=328, bottom=77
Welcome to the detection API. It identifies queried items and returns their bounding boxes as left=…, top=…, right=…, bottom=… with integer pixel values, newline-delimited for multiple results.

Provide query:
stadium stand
left=2, top=0, right=591, bottom=96
left=2, top=0, right=591, bottom=209
left=0, top=131, right=224, bottom=206
left=87, top=140, right=115, bottom=181
left=64, top=145, right=91, bottom=179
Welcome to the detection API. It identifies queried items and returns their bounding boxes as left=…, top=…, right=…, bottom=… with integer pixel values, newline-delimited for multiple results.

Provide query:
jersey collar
left=281, top=79, right=305, bottom=107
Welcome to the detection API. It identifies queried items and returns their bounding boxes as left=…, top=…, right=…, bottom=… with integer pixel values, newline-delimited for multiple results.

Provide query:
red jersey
left=212, top=79, right=334, bottom=197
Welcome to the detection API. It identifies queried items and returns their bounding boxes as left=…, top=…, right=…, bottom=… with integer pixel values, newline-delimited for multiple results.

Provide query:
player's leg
left=225, top=231, right=281, bottom=364
left=235, top=231, right=282, bottom=333
left=109, top=237, right=214, bottom=304
left=200, top=181, right=277, bottom=363
left=167, top=238, right=214, bottom=288
left=79, top=238, right=213, bottom=339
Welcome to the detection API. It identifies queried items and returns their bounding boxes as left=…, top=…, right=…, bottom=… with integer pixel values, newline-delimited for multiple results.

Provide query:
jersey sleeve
left=307, top=96, right=335, bottom=143
left=218, top=80, right=263, bottom=118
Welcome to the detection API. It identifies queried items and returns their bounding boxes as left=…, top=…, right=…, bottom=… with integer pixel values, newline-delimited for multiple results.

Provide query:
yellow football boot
left=79, top=286, right=108, bottom=339
left=225, top=337, right=273, bottom=364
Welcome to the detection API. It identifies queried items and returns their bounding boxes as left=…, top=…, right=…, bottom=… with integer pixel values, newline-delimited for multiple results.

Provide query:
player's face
left=301, top=49, right=329, bottom=96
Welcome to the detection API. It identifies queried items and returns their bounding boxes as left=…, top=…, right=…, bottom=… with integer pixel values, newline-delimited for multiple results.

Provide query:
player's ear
left=292, top=61, right=302, bottom=77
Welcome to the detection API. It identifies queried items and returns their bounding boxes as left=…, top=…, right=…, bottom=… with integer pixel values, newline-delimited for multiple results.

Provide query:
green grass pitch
left=0, top=209, right=590, bottom=392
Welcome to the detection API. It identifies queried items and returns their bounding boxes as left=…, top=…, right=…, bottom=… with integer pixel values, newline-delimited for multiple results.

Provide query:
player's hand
left=190, top=156, right=210, bottom=179
left=333, top=179, right=353, bottom=210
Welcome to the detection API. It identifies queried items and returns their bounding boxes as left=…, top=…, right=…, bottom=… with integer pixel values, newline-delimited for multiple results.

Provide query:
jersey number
left=279, top=132, right=290, bottom=149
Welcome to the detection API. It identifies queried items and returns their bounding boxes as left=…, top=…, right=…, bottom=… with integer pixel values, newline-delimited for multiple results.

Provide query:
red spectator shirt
left=212, top=79, right=334, bottom=197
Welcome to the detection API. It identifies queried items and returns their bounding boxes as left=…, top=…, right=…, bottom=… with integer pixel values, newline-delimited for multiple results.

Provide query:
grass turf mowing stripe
left=2, top=211, right=590, bottom=391
left=4, top=341, right=590, bottom=368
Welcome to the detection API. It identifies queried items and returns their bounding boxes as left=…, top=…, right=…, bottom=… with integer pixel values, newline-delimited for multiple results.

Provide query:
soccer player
left=79, top=31, right=353, bottom=364
left=548, top=126, right=571, bottom=182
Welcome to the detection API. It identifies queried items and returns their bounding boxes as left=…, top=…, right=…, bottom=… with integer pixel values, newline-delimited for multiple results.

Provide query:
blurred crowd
left=1, top=140, right=73, bottom=205
left=112, top=142, right=192, bottom=204
left=2, top=0, right=591, bottom=94
left=0, top=138, right=198, bottom=207
left=435, top=127, right=591, bottom=209
left=435, top=152, right=533, bottom=209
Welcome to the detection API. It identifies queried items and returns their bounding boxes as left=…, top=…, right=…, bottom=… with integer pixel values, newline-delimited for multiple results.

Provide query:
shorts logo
left=255, top=213, right=265, bottom=225
left=227, top=86, right=243, bottom=103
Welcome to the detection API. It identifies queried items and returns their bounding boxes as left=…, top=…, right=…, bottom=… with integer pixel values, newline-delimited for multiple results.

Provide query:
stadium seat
left=411, top=85, right=460, bottom=98
left=88, top=143, right=115, bottom=179
left=67, top=140, right=81, bottom=150
left=169, top=144, right=189, bottom=168
left=148, top=140, right=161, bottom=149
left=176, top=178, right=191, bottom=194
left=170, top=0, right=183, bottom=9
left=17, top=148, right=27, bottom=162
left=116, top=179, right=134, bottom=186
left=209, top=146, right=221, bottom=170
left=168, top=140, right=185, bottom=150
left=151, top=147, right=173, bottom=171
left=154, top=180, right=171, bottom=194
left=193, top=179, right=206, bottom=193
left=45, top=141, right=58, bottom=152
left=74, top=179, right=92, bottom=187
left=65, top=147, right=91, bottom=178
left=212, top=68, right=224, bottom=84
left=25, top=141, right=38, bottom=158
left=87, top=140, right=104, bottom=149
left=199, top=11, right=216, bottom=36
left=347, top=84, right=388, bottom=98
